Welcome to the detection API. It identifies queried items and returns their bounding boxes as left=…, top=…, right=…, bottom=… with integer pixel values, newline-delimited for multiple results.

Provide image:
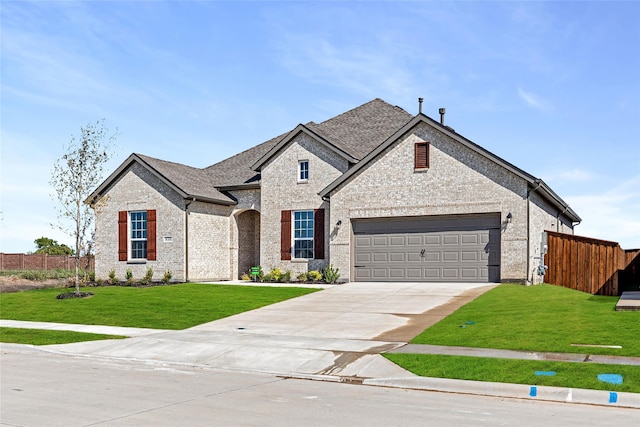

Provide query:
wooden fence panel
left=0, top=253, right=94, bottom=272
left=543, top=231, right=638, bottom=296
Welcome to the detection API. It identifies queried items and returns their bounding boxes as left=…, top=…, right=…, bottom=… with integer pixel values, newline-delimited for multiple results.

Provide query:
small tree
left=33, top=237, right=74, bottom=255
left=50, top=119, right=117, bottom=296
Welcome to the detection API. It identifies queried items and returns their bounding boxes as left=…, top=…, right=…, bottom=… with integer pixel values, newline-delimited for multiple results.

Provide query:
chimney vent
left=418, top=98, right=423, bottom=114
left=439, top=107, right=446, bottom=124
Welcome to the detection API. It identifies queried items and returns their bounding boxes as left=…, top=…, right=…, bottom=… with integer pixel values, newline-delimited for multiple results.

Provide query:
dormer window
left=414, top=142, right=429, bottom=169
left=298, top=160, right=309, bottom=182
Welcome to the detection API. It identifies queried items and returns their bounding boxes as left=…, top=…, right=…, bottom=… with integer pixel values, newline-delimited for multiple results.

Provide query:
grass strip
left=411, top=284, right=640, bottom=357
left=0, top=283, right=319, bottom=330
left=385, top=353, right=640, bottom=393
left=0, top=327, right=126, bottom=345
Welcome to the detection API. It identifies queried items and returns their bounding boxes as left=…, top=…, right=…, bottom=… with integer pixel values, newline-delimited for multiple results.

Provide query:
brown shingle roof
left=136, top=154, right=236, bottom=204
left=101, top=99, right=413, bottom=201
left=204, top=133, right=286, bottom=188
left=307, top=98, right=412, bottom=160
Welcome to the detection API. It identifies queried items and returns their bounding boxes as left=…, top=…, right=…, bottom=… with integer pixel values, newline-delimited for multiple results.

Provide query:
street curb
left=362, top=376, right=640, bottom=409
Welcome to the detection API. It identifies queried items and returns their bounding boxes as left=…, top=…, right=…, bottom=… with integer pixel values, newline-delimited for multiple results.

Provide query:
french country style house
left=88, top=98, right=580, bottom=283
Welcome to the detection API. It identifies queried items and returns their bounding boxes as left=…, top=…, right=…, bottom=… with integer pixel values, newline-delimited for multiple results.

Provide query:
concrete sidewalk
left=2, top=281, right=639, bottom=408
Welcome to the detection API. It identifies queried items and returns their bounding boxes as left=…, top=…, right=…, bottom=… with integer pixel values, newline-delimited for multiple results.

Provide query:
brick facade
left=92, top=99, right=578, bottom=284
left=260, top=133, right=348, bottom=276
left=94, top=163, right=186, bottom=282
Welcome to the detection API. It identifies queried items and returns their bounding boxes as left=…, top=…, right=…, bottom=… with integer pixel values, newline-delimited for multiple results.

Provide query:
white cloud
left=547, top=168, right=596, bottom=183
left=566, top=176, right=640, bottom=249
left=273, top=29, right=419, bottom=100
left=517, top=87, right=551, bottom=111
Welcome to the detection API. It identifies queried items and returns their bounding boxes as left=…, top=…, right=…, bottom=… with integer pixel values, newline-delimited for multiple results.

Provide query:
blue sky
left=1, top=0, right=639, bottom=253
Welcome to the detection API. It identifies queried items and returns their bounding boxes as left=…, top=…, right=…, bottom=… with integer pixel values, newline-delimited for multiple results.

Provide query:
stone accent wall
left=94, top=163, right=186, bottom=282
left=328, top=122, right=533, bottom=282
left=260, top=133, right=348, bottom=276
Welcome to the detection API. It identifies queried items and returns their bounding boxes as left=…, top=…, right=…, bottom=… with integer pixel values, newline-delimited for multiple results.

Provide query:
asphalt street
left=2, top=349, right=637, bottom=427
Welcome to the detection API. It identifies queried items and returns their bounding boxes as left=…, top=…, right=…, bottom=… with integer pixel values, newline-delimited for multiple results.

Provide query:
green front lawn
left=385, top=353, right=640, bottom=393
left=0, top=327, right=126, bottom=345
left=0, top=283, right=319, bottom=330
left=411, top=284, right=639, bottom=357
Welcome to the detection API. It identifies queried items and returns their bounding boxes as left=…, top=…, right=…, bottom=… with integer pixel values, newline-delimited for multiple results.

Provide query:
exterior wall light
left=506, top=212, right=513, bottom=223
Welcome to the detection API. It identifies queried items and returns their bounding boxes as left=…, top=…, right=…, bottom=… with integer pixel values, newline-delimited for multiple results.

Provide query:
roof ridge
left=317, top=98, right=408, bottom=125
left=136, top=153, right=206, bottom=171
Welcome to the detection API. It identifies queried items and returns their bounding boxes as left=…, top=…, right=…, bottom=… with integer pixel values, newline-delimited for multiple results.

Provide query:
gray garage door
left=353, top=214, right=501, bottom=282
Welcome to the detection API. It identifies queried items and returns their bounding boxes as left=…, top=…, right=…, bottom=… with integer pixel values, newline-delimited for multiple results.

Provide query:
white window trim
left=129, top=211, right=148, bottom=261
left=292, top=210, right=314, bottom=259
left=298, top=160, right=309, bottom=182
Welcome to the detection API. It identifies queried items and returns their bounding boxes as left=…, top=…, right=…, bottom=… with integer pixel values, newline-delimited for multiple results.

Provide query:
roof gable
left=88, top=153, right=236, bottom=205
left=251, top=98, right=412, bottom=171
left=319, top=113, right=581, bottom=223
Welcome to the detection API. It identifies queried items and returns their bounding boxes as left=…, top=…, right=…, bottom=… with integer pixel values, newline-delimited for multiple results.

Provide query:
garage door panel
left=355, top=236, right=372, bottom=247
left=442, top=268, right=459, bottom=278
left=424, top=268, right=441, bottom=278
left=373, top=253, right=388, bottom=262
left=461, top=251, right=478, bottom=261
left=389, top=252, right=405, bottom=262
left=355, top=253, right=371, bottom=263
left=372, top=268, right=388, bottom=278
left=425, top=236, right=441, bottom=245
left=407, top=235, right=422, bottom=245
left=461, top=268, right=480, bottom=279
left=389, top=269, right=406, bottom=278
left=353, top=214, right=500, bottom=282
left=461, top=234, right=479, bottom=245
left=425, top=252, right=440, bottom=262
left=443, top=235, right=459, bottom=245
left=443, top=252, right=459, bottom=262
left=373, top=236, right=388, bottom=246
left=407, top=252, right=422, bottom=262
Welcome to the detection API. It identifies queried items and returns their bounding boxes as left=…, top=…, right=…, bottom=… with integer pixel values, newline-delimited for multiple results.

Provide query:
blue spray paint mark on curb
left=535, top=371, right=556, bottom=376
left=529, top=386, right=537, bottom=397
left=609, top=392, right=618, bottom=403
left=598, top=374, right=623, bottom=385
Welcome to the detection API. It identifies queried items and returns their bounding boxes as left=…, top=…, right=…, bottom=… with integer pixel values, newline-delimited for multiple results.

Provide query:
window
left=130, top=211, right=148, bottom=259
left=414, top=142, right=429, bottom=169
left=280, top=209, right=324, bottom=261
left=118, top=210, right=156, bottom=261
left=294, top=210, right=314, bottom=258
left=298, top=160, right=309, bottom=181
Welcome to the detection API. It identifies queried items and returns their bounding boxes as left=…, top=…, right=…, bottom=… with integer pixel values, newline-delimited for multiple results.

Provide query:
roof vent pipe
left=439, top=108, right=446, bottom=124
left=418, top=98, right=423, bottom=114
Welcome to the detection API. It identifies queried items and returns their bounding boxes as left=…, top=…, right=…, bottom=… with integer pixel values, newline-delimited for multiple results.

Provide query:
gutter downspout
left=556, top=207, right=569, bottom=232
left=527, top=180, right=543, bottom=284
left=185, top=198, right=195, bottom=282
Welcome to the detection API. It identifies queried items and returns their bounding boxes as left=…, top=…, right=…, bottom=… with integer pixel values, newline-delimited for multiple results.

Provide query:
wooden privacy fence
left=544, top=231, right=640, bottom=296
left=0, top=253, right=95, bottom=271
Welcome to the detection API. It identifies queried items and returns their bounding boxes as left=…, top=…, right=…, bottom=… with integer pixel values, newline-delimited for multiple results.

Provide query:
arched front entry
left=236, top=209, right=261, bottom=278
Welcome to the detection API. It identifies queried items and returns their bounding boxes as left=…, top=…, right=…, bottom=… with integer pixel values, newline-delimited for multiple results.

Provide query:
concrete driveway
left=42, top=282, right=495, bottom=379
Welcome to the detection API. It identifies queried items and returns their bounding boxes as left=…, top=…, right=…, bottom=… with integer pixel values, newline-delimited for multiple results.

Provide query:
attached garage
left=352, top=214, right=501, bottom=282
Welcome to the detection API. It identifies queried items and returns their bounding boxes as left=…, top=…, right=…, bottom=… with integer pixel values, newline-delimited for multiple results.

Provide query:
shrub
left=281, top=270, right=291, bottom=283
left=308, top=270, right=322, bottom=281
left=108, top=269, right=118, bottom=285
left=323, top=264, right=340, bottom=284
left=297, top=272, right=308, bottom=282
left=20, top=270, right=48, bottom=281
left=162, top=270, right=172, bottom=284
left=141, top=266, right=153, bottom=285
left=125, top=269, right=134, bottom=286
left=269, top=268, right=283, bottom=282
left=240, top=273, right=251, bottom=281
